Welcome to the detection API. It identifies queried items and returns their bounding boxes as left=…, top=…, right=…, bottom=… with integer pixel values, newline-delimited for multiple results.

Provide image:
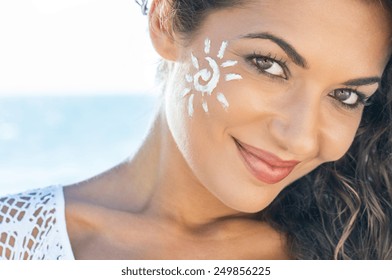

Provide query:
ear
left=148, top=0, right=180, bottom=62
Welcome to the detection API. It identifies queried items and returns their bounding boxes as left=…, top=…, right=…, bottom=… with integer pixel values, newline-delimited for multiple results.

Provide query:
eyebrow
left=240, top=32, right=308, bottom=68
left=239, top=32, right=382, bottom=87
left=342, top=77, right=381, bottom=87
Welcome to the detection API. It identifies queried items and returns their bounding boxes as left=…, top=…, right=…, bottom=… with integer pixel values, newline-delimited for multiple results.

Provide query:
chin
left=220, top=194, right=276, bottom=214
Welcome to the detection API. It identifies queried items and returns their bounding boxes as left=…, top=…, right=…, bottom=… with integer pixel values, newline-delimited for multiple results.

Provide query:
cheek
left=177, top=38, right=245, bottom=118
left=211, top=77, right=363, bottom=165
left=164, top=72, right=226, bottom=166
left=319, top=113, right=362, bottom=162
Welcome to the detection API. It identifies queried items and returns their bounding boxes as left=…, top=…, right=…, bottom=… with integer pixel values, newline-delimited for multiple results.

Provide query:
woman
left=1, top=0, right=391, bottom=259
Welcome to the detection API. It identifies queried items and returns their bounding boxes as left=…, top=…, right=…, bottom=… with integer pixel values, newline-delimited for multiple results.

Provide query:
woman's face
left=163, top=0, right=392, bottom=212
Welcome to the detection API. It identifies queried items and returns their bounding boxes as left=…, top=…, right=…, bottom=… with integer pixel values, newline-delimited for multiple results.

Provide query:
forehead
left=210, top=0, right=392, bottom=37
left=195, top=0, right=392, bottom=74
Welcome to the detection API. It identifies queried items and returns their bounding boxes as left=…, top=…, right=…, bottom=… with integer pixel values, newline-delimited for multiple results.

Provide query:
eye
left=247, top=54, right=288, bottom=79
left=333, top=89, right=358, bottom=105
left=330, top=89, right=369, bottom=109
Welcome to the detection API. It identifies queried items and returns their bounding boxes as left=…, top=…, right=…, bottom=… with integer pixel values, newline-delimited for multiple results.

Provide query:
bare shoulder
left=64, top=160, right=151, bottom=212
left=64, top=164, right=152, bottom=259
left=219, top=217, right=290, bottom=259
left=253, top=222, right=291, bottom=259
left=63, top=162, right=142, bottom=257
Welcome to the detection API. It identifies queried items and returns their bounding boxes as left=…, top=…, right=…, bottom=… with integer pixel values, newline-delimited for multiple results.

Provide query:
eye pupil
left=255, top=58, right=274, bottom=69
left=335, top=89, right=351, bottom=101
left=248, top=55, right=287, bottom=79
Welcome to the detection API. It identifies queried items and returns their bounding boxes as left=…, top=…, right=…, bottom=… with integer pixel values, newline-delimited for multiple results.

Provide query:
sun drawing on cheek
left=182, top=38, right=243, bottom=117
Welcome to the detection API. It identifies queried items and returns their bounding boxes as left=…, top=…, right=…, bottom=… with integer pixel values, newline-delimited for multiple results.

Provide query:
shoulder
left=228, top=218, right=291, bottom=259
left=0, top=186, right=73, bottom=260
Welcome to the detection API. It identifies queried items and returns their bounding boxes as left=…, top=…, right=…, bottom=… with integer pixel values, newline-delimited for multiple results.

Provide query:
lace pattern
left=0, top=186, right=72, bottom=260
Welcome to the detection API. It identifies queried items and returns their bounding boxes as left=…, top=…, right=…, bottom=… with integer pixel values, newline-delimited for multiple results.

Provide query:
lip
left=234, top=138, right=300, bottom=184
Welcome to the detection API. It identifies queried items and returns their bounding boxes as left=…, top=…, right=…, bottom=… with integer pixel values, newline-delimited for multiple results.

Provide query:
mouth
left=233, top=138, right=300, bottom=184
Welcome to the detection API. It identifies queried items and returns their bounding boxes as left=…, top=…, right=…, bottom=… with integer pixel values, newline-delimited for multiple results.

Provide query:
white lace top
left=0, top=186, right=75, bottom=260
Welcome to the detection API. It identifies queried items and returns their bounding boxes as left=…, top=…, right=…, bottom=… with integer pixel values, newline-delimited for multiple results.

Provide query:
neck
left=125, top=108, right=245, bottom=229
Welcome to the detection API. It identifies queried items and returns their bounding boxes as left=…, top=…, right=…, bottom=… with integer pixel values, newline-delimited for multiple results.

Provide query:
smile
left=234, top=138, right=300, bottom=184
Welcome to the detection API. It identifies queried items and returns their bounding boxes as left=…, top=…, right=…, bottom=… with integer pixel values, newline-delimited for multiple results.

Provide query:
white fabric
left=0, top=186, right=75, bottom=260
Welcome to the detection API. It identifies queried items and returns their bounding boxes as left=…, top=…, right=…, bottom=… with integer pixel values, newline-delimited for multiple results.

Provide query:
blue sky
left=0, top=95, right=158, bottom=195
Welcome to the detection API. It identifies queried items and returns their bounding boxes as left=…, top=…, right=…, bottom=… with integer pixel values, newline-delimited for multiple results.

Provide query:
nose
left=268, top=95, right=320, bottom=158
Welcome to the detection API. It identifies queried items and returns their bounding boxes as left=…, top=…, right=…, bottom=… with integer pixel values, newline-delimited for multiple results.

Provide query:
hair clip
left=135, top=0, right=149, bottom=15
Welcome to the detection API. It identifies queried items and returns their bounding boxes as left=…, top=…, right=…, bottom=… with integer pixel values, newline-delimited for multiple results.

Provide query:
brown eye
left=332, top=89, right=359, bottom=105
left=254, top=57, right=274, bottom=70
left=251, top=57, right=287, bottom=79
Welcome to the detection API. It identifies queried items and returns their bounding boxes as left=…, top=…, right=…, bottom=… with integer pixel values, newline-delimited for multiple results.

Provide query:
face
left=162, top=0, right=392, bottom=213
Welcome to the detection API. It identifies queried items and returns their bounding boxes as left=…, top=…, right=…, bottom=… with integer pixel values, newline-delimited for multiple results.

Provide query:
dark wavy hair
left=136, top=0, right=392, bottom=259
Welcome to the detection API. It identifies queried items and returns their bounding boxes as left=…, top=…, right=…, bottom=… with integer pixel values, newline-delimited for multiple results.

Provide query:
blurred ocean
left=0, top=94, right=158, bottom=196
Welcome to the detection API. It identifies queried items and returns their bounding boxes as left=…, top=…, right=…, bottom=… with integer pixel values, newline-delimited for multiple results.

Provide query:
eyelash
left=330, top=88, right=371, bottom=110
left=245, top=52, right=289, bottom=80
left=245, top=52, right=372, bottom=111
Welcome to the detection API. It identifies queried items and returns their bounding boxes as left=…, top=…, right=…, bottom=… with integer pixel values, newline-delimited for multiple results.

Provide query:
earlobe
left=148, top=0, right=179, bottom=62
